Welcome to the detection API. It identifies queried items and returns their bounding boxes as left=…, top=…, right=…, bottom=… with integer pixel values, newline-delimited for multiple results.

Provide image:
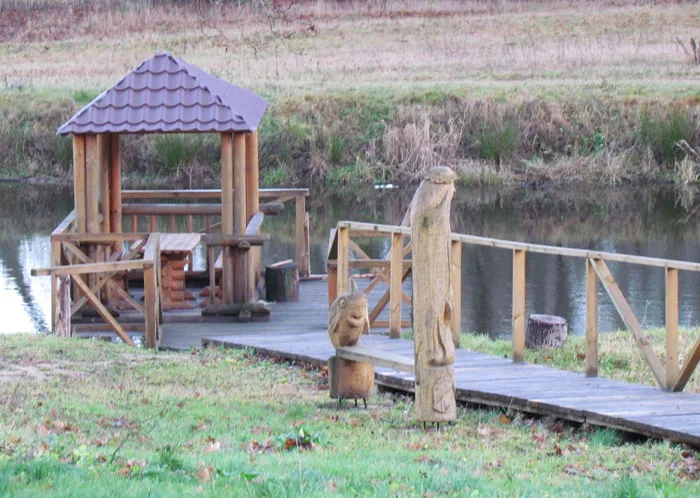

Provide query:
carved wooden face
left=341, top=292, right=369, bottom=320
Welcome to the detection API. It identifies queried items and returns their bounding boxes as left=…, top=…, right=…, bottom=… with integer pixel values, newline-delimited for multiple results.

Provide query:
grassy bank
left=1, top=1, right=700, bottom=186
left=0, top=334, right=698, bottom=497
left=1, top=89, right=699, bottom=187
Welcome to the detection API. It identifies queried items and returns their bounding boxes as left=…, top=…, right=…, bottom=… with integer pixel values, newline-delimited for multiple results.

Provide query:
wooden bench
left=335, top=344, right=414, bottom=373
left=330, top=344, right=414, bottom=406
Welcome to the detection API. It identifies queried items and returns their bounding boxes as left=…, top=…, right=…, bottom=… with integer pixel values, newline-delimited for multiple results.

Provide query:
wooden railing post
left=666, top=267, right=679, bottom=390
left=296, top=194, right=309, bottom=277
left=50, top=237, right=62, bottom=334
left=512, top=249, right=526, bottom=363
left=451, top=239, right=462, bottom=348
left=586, top=258, right=599, bottom=377
left=389, top=233, right=403, bottom=338
left=143, top=234, right=161, bottom=349
left=337, top=225, right=349, bottom=298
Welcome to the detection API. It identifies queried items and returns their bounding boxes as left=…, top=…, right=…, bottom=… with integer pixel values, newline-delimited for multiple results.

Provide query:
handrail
left=337, top=221, right=700, bottom=272
left=122, top=188, right=309, bottom=199
left=329, top=220, right=700, bottom=392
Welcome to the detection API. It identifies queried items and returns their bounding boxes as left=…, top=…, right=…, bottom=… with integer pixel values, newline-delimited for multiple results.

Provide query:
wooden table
left=155, top=233, right=201, bottom=310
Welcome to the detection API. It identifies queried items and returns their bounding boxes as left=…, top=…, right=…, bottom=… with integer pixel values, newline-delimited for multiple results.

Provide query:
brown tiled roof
left=57, top=51, right=268, bottom=135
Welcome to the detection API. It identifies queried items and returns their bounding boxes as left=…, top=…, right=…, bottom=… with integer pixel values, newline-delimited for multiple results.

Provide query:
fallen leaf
left=197, top=461, right=213, bottom=482
left=498, top=414, right=512, bottom=425
left=349, top=418, right=361, bottom=427
left=205, top=441, right=221, bottom=453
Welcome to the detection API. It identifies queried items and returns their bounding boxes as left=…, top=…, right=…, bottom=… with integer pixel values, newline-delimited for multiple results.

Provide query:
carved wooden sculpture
left=328, top=279, right=374, bottom=407
left=410, top=166, right=457, bottom=424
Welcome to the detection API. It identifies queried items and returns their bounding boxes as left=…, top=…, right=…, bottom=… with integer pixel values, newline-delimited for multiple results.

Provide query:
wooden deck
left=158, top=280, right=700, bottom=447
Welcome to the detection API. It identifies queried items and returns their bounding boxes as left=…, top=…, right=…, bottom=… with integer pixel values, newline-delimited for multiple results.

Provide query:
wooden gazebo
left=33, top=51, right=310, bottom=348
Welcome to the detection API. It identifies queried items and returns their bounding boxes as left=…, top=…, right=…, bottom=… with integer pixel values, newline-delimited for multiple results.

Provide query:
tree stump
left=526, top=314, right=568, bottom=349
left=411, top=166, right=458, bottom=424
left=328, top=356, right=374, bottom=404
left=265, top=260, right=299, bottom=302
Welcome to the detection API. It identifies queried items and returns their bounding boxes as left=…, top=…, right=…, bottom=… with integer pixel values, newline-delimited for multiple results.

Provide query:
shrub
left=639, top=109, right=696, bottom=165
left=476, top=117, right=519, bottom=166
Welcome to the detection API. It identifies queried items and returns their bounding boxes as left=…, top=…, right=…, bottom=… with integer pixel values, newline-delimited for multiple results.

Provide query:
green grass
left=0, top=334, right=698, bottom=497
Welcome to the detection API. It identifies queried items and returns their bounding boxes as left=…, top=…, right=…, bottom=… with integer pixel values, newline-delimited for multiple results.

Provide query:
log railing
left=34, top=232, right=163, bottom=348
left=121, top=188, right=310, bottom=276
left=329, top=220, right=700, bottom=392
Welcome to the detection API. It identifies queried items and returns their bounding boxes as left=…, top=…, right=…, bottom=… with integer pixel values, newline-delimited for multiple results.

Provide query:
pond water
left=2, top=182, right=700, bottom=338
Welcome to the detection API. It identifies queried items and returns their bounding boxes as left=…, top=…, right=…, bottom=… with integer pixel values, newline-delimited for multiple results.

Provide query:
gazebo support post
left=221, top=132, right=235, bottom=304
left=246, top=131, right=260, bottom=298
left=233, top=132, right=248, bottom=303
left=109, top=134, right=122, bottom=239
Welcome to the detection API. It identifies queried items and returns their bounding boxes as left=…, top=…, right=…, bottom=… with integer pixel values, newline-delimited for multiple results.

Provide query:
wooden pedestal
left=328, top=356, right=374, bottom=402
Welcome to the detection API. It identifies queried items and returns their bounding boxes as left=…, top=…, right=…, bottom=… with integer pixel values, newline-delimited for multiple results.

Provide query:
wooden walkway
left=161, top=280, right=700, bottom=447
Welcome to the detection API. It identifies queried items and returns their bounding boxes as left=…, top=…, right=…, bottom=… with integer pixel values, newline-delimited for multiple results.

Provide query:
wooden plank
left=451, top=239, right=462, bottom=348
left=512, top=249, right=526, bottom=363
left=666, top=267, right=679, bottom=390
left=336, top=226, right=349, bottom=298
left=389, top=233, right=403, bottom=339
left=341, top=221, right=700, bottom=273
left=201, top=234, right=268, bottom=246
left=144, top=265, right=158, bottom=348
left=245, top=131, right=259, bottom=222
left=109, top=134, right=122, bottom=234
left=122, top=188, right=309, bottom=200
left=97, top=134, right=110, bottom=234
left=592, top=258, right=665, bottom=387
left=675, top=336, right=700, bottom=392
left=85, top=135, right=100, bottom=234
left=33, top=260, right=152, bottom=277
left=221, top=133, right=234, bottom=304
left=296, top=194, right=308, bottom=277
left=72, top=136, right=87, bottom=232
left=71, top=275, right=135, bottom=346
left=586, top=258, right=599, bottom=377
left=335, top=345, right=414, bottom=373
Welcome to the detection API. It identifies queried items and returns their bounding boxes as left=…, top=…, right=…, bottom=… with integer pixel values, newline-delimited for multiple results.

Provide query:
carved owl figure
left=329, top=279, right=370, bottom=348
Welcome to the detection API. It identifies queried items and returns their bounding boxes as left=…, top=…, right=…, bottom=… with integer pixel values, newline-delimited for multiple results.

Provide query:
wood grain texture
left=410, top=167, right=457, bottom=423
left=512, top=249, right=526, bottom=363
left=586, top=258, right=599, bottom=377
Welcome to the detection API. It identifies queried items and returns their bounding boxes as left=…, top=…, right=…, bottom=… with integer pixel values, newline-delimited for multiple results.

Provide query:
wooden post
left=666, top=267, right=679, bottom=390
left=55, top=276, right=71, bottom=337
left=109, top=134, right=122, bottom=235
left=585, top=258, right=599, bottom=377
left=296, top=194, right=309, bottom=278
left=389, top=233, right=403, bottom=338
left=411, top=166, right=457, bottom=424
left=85, top=135, right=100, bottom=234
left=72, top=135, right=87, bottom=232
left=512, top=249, right=526, bottom=363
left=233, top=132, right=248, bottom=302
left=304, top=212, right=311, bottom=277
left=451, top=239, right=462, bottom=348
left=245, top=131, right=259, bottom=222
left=144, top=265, right=158, bottom=348
left=50, top=238, right=62, bottom=334
left=328, top=265, right=338, bottom=307
left=221, top=133, right=234, bottom=304
left=98, top=134, right=110, bottom=235
left=337, top=226, right=349, bottom=300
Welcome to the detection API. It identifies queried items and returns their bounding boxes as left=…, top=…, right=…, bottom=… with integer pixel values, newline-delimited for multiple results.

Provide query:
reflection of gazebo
left=34, top=52, right=309, bottom=348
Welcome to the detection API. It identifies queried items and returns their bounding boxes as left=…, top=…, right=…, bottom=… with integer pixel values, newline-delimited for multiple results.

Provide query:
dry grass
left=1, top=1, right=700, bottom=98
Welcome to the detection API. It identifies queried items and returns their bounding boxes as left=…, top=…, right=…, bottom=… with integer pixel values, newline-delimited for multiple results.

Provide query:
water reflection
left=3, top=182, right=700, bottom=338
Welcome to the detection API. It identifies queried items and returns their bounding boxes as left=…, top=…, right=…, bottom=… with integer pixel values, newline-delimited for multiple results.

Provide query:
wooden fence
left=328, top=221, right=700, bottom=392
left=34, top=216, right=163, bottom=348
left=121, top=188, right=310, bottom=277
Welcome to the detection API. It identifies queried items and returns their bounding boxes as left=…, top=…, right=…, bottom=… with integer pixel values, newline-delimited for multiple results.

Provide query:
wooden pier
left=142, top=279, right=700, bottom=448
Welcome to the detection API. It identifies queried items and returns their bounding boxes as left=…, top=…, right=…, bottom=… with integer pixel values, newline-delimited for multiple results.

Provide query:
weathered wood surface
left=526, top=314, right=568, bottom=349
left=159, top=280, right=700, bottom=447
left=410, top=166, right=457, bottom=423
